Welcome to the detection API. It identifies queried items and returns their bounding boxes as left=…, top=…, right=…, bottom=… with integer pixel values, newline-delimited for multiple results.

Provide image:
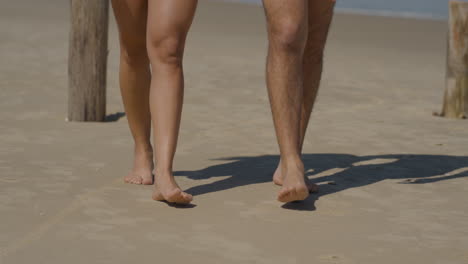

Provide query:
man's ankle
left=281, top=155, right=303, bottom=170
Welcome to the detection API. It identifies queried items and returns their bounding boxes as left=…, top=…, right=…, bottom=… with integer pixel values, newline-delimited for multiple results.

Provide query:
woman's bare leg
left=111, top=0, right=153, bottom=185
left=146, top=0, right=198, bottom=204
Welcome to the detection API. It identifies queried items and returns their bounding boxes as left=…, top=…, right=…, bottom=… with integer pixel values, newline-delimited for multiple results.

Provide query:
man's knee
left=303, top=24, right=331, bottom=65
left=147, top=34, right=185, bottom=66
left=268, top=19, right=307, bottom=53
left=304, top=5, right=334, bottom=65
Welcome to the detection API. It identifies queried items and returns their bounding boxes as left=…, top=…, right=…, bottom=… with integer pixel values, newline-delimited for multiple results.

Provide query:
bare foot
left=273, top=161, right=318, bottom=193
left=124, top=147, right=154, bottom=185
left=277, top=161, right=310, bottom=203
left=152, top=171, right=192, bottom=204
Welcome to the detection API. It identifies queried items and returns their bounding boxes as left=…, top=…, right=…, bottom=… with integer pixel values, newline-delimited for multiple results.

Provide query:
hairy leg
left=300, top=0, right=335, bottom=149
left=263, top=0, right=309, bottom=203
left=111, top=0, right=153, bottom=185
left=273, top=0, right=335, bottom=191
left=146, top=0, right=198, bottom=204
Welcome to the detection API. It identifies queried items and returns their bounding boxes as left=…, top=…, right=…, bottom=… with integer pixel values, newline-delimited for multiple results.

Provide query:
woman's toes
left=142, top=177, right=153, bottom=185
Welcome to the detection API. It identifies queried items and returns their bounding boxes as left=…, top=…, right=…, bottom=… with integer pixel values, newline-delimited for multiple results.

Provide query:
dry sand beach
left=1, top=0, right=468, bottom=263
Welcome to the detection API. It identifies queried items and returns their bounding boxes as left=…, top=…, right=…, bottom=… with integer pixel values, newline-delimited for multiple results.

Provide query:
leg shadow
left=175, top=154, right=468, bottom=211
left=105, top=112, right=126, bottom=122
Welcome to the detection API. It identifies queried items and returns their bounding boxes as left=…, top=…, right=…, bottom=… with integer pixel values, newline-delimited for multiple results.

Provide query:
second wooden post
left=440, top=1, right=468, bottom=119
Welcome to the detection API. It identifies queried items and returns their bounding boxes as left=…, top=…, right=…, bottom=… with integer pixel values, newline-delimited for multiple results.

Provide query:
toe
left=290, top=188, right=297, bottom=199
left=278, top=186, right=309, bottom=203
left=286, top=188, right=297, bottom=202
left=182, top=192, right=193, bottom=203
left=141, top=177, right=153, bottom=185
left=277, top=187, right=290, bottom=202
left=166, top=188, right=182, bottom=203
left=124, top=176, right=131, bottom=183
left=296, top=186, right=309, bottom=201
left=176, top=191, right=192, bottom=204
left=169, top=189, right=192, bottom=204
left=135, top=177, right=143, bottom=184
left=125, top=175, right=139, bottom=185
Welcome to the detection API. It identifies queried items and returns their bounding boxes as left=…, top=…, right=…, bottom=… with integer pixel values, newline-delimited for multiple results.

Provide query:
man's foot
left=273, top=161, right=319, bottom=193
left=152, top=171, right=193, bottom=204
left=277, top=160, right=310, bottom=203
left=124, top=147, right=154, bottom=185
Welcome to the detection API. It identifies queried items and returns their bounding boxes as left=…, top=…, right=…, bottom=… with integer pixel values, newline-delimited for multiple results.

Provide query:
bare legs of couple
left=263, top=0, right=335, bottom=202
left=112, top=0, right=333, bottom=204
left=111, top=0, right=197, bottom=204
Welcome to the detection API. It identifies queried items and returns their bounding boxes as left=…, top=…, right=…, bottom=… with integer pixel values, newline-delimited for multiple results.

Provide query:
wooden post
left=68, top=0, right=109, bottom=122
left=439, top=1, right=468, bottom=119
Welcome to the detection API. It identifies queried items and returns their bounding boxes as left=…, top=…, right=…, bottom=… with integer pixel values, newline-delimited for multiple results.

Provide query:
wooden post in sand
left=68, top=0, right=109, bottom=122
left=439, top=1, right=468, bottom=119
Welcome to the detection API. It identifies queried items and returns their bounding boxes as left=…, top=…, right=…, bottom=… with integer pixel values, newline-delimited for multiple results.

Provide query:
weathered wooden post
left=68, top=0, right=109, bottom=122
left=439, top=0, right=468, bottom=119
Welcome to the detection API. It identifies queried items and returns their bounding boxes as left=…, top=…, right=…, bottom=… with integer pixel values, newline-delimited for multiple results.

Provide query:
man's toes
left=167, top=188, right=180, bottom=199
left=277, top=189, right=286, bottom=200
left=278, top=187, right=291, bottom=202
left=167, top=189, right=192, bottom=204
left=181, top=192, right=193, bottom=203
left=176, top=192, right=192, bottom=204
left=278, top=186, right=308, bottom=203
left=166, top=189, right=183, bottom=203
left=288, top=188, right=299, bottom=201
left=296, top=187, right=309, bottom=200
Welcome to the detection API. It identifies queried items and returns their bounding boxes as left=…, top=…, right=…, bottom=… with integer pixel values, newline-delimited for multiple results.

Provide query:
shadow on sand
left=105, top=112, right=126, bottom=122
left=175, top=154, right=468, bottom=211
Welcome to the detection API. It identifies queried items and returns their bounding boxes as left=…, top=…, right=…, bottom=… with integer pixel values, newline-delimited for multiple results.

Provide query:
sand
left=1, top=0, right=468, bottom=263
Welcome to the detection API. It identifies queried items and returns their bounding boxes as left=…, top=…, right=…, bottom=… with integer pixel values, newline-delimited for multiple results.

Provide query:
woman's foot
left=124, top=147, right=154, bottom=185
left=152, top=170, right=192, bottom=204
left=273, top=160, right=319, bottom=193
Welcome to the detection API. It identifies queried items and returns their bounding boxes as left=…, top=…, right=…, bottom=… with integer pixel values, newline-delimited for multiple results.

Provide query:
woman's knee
left=119, top=36, right=149, bottom=66
left=120, top=47, right=148, bottom=66
left=146, top=34, right=185, bottom=66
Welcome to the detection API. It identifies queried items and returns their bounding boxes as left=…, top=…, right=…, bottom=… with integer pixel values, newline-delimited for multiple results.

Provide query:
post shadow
left=174, top=154, right=468, bottom=211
